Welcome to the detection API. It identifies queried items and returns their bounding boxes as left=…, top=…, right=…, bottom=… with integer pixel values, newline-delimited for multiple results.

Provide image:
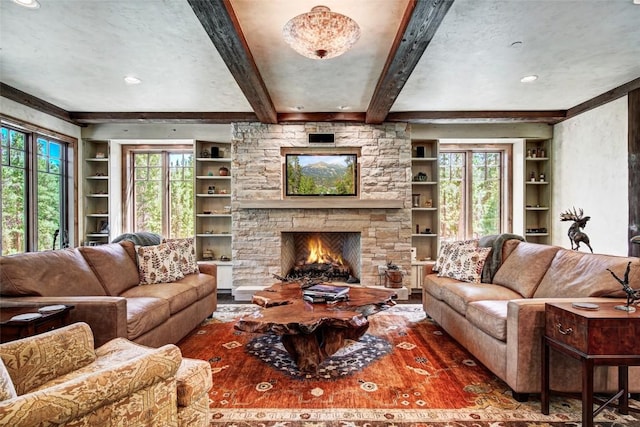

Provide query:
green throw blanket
left=479, top=233, right=525, bottom=283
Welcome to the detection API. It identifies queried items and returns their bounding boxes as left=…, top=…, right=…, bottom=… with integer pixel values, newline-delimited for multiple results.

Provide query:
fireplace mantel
left=237, top=199, right=405, bottom=209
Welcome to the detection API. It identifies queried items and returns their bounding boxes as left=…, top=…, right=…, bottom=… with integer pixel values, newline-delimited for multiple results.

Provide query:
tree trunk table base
left=235, top=282, right=396, bottom=372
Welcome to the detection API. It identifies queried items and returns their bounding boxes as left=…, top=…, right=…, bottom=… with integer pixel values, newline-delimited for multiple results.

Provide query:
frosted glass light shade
left=283, top=6, right=360, bottom=60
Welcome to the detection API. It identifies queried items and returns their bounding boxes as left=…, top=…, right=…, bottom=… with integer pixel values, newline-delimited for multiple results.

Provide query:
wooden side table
left=0, top=305, right=75, bottom=343
left=541, top=301, right=640, bottom=427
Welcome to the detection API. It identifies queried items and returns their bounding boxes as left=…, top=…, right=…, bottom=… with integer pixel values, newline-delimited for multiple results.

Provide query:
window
left=124, top=146, right=194, bottom=238
left=1, top=124, right=71, bottom=254
left=439, top=145, right=511, bottom=241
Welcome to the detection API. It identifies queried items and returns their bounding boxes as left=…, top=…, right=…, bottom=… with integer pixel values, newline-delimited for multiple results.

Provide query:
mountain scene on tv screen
left=287, top=155, right=355, bottom=195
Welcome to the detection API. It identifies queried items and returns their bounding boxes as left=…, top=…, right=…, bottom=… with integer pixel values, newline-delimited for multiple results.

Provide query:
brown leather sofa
left=423, top=239, right=640, bottom=400
left=0, top=241, right=217, bottom=348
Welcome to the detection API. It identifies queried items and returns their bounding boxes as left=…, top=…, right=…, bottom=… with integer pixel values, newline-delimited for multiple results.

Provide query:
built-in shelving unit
left=411, top=139, right=439, bottom=267
left=524, top=138, right=552, bottom=244
left=194, top=140, right=232, bottom=289
left=83, top=139, right=110, bottom=245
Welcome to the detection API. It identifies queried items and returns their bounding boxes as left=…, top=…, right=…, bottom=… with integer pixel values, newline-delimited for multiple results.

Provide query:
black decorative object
left=560, top=207, right=593, bottom=253
left=607, top=261, right=640, bottom=312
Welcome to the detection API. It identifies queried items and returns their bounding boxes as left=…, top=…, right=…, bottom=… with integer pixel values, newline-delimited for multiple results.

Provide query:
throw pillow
left=162, top=237, right=199, bottom=275
left=437, top=246, right=492, bottom=283
left=136, top=243, right=185, bottom=284
left=433, top=239, right=479, bottom=272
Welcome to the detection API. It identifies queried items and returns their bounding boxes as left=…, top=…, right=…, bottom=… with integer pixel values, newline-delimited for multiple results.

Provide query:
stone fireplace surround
left=231, top=122, right=412, bottom=298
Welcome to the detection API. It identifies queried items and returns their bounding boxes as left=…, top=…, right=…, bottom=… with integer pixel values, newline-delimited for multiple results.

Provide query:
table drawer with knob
left=544, top=302, right=639, bottom=356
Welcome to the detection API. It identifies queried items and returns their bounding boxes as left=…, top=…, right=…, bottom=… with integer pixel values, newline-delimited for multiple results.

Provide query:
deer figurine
left=560, top=207, right=593, bottom=253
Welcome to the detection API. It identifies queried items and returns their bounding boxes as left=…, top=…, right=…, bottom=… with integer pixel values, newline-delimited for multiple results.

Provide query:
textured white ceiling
left=0, top=0, right=639, bottom=115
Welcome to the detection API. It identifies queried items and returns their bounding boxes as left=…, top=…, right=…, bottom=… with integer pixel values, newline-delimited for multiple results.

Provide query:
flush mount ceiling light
left=124, top=76, right=142, bottom=85
left=520, top=74, right=538, bottom=83
left=12, top=0, right=40, bottom=9
left=283, top=6, right=360, bottom=60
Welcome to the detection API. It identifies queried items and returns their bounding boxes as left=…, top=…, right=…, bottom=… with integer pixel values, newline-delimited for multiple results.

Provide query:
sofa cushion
left=122, top=282, right=199, bottom=315
left=176, top=273, right=216, bottom=299
left=493, top=242, right=561, bottom=297
left=125, top=297, right=171, bottom=340
left=466, top=300, right=508, bottom=341
left=437, top=246, right=491, bottom=283
left=0, top=323, right=96, bottom=395
left=136, top=243, right=185, bottom=284
left=534, top=249, right=640, bottom=298
left=433, top=239, right=478, bottom=272
left=438, top=281, right=522, bottom=316
left=162, top=238, right=199, bottom=275
left=423, top=275, right=461, bottom=301
left=176, top=358, right=213, bottom=407
left=0, top=358, right=17, bottom=401
left=0, top=249, right=106, bottom=297
left=79, top=243, right=140, bottom=296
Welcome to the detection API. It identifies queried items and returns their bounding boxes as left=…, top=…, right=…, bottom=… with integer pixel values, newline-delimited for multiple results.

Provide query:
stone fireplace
left=281, top=232, right=361, bottom=281
left=230, top=122, right=413, bottom=298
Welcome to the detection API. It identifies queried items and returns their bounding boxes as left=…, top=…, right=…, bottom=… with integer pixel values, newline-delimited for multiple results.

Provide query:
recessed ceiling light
left=290, top=106, right=304, bottom=111
left=12, top=0, right=40, bottom=9
left=520, top=75, right=538, bottom=83
left=124, top=76, right=142, bottom=85
left=337, top=105, right=351, bottom=110
left=510, top=41, right=523, bottom=48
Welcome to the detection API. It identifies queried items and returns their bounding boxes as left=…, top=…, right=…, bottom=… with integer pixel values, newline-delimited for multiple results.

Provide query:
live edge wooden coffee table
left=235, top=282, right=397, bottom=372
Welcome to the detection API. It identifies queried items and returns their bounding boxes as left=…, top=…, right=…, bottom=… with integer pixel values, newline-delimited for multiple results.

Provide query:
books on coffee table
left=303, top=284, right=350, bottom=303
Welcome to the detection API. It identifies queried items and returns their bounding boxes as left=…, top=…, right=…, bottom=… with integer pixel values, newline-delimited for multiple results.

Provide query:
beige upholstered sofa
left=0, top=322, right=212, bottom=426
left=0, top=240, right=217, bottom=348
left=423, top=239, right=640, bottom=400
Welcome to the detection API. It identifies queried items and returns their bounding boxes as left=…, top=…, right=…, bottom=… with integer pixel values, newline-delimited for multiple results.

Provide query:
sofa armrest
left=1, top=296, right=128, bottom=347
left=505, top=297, right=625, bottom=393
left=0, top=344, right=182, bottom=427
left=197, top=262, right=217, bottom=277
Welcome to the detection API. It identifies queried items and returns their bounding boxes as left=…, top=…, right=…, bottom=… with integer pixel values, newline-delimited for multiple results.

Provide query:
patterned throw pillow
left=136, top=243, right=185, bottom=284
left=433, top=239, right=479, bottom=272
left=162, top=237, right=199, bottom=275
left=437, top=246, right=492, bottom=283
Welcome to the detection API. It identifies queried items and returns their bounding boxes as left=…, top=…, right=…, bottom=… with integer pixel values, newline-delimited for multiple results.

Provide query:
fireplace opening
left=281, top=232, right=361, bottom=282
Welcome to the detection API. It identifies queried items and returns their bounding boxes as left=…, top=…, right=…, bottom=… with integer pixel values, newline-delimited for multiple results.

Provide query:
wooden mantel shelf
left=237, top=199, right=405, bottom=209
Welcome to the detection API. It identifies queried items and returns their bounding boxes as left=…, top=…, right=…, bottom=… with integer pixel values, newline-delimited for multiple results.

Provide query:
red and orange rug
left=178, top=304, right=639, bottom=427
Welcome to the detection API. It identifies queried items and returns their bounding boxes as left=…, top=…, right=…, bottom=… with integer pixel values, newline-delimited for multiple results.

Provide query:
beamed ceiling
left=1, top=0, right=639, bottom=126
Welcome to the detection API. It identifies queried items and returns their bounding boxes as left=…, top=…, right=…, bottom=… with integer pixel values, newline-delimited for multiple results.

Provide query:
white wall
left=552, top=97, right=628, bottom=255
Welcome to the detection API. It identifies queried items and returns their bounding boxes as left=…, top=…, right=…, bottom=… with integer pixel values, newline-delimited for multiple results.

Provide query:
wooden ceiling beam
left=565, top=77, right=640, bottom=121
left=1, top=83, right=77, bottom=125
left=387, top=110, right=566, bottom=124
left=69, top=112, right=258, bottom=124
left=366, top=0, right=454, bottom=124
left=187, top=0, right=277, bottom=124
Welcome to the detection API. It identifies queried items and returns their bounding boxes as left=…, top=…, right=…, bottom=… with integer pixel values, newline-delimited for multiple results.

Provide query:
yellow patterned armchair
left=0, top=322, right=212, bottom=427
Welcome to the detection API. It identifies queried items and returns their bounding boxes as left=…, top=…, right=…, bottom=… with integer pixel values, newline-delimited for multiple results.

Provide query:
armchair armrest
left=0, top=344, right=182, bottom=427
left=1, top=296, right=128, bottom=347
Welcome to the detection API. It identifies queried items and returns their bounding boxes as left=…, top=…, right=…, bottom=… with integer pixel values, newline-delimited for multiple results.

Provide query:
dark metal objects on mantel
left=559, top=207, right=593, bottom=253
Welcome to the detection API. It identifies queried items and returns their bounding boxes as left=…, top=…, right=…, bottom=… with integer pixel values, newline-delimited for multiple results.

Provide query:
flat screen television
left=285, top=153, right=357, bottom=196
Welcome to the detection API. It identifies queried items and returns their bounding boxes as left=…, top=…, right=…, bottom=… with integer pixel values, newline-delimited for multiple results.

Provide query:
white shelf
left=196, top=157, right=232, bottom=162
left=86, top=194, right=109, bottom=198
left=86, top=158, right=109, bottom=162
left=411, top=233, right=437, bottom=237
left=195, top=175, right=231, bottom=180
left=86, top=176, right=109, bottom=180
left=411, top=157, right=438, bottom=161
left=412, top=207, right=438, bottom=211
left=411, top=181, right=438, bottom=185
left=196, top=214, right=231, bottom=218
left=195, top=193, right=230, bottom=198
left=196, top=233, right=232, bottom=238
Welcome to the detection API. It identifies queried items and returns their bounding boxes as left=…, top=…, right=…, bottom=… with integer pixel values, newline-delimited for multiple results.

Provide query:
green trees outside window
left=1, top=125, right=69, bottom=255
left=129, top=148, right=194, bottom=238
left=439, top=147, right=507, bottom=241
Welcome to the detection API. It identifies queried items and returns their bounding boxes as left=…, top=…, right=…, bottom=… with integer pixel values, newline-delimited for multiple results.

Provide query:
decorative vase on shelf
left=219, top=167, right=229, bottom=176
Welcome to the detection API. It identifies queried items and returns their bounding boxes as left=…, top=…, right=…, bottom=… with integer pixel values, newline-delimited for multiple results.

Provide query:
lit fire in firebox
left=306, top=237, right=344, bottom=265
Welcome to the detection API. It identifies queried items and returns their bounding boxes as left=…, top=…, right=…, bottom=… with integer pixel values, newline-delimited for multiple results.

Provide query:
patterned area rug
left=177, top=304, right=640, bottom=427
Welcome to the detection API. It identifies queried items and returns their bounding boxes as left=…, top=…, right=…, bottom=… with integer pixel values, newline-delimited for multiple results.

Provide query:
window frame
left=439, top=143, right=513, bottom=240
left=122, top=144, right=194, bottom=238
left=0, top=116, right=77, bottom=254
